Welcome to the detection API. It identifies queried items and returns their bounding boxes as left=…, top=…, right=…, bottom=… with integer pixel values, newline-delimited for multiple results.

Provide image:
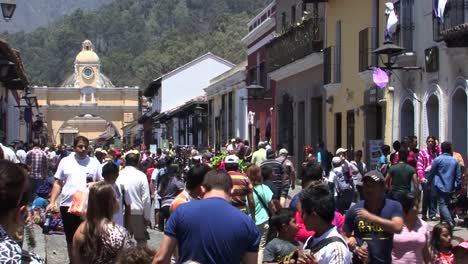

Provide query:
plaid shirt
left=26, top=147, right=48, bottom=180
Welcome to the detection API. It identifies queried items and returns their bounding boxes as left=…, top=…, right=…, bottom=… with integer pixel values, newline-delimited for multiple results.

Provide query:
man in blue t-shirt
left=152, top=169, right=260, bottom=264
left=343, top=170, right=403, bottom=264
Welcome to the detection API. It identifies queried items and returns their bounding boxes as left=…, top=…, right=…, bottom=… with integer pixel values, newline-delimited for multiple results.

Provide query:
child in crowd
left=116, top=246, right=155, bottom=264
left=32, top=183, right=51, bottom=210
left=102, top=161, right=130, bottom=227
left=263, top=209, right=302, bottom=263
left=432, top=222, right=455, bottom=264
left=454, top=241, right=468, bottom=264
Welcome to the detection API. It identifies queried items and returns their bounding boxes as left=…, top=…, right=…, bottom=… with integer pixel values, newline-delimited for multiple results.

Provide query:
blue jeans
left=436, top=188, right=454, bottom=225
left=422, top=182, right=437, bottom=218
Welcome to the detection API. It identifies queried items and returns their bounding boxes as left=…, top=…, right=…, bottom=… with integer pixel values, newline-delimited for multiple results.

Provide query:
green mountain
left=0, top=0, right=114, bottom=33
left=4, top=0, right=271, bottom=87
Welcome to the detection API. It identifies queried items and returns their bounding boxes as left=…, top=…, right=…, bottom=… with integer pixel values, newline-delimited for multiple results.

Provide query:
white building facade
left=204, top=62, right=248, bottom=151
left=389, top=0, right=468, bottom=158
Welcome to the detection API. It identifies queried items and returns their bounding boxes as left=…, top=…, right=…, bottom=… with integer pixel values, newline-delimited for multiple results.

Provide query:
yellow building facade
left=34, top=40, right=139, bottom=145
left=324, top=0, right=388, bottom=167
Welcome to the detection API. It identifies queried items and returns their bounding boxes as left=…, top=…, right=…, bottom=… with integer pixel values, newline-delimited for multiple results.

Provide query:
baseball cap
left=279, top=148, right=288, bottom=155
left=336, top=148, right=348, bottom=156
left=258, top=141, right=265, bottom=147
left=363, top=170, right=385, bottom=182
left=231, top=138, right=236, bottom=142
left=224, top=155, right=239, bottom=164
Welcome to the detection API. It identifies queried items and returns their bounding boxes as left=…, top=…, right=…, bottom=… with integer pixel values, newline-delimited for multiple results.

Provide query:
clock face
left=82, top=67, right=94, bottom=79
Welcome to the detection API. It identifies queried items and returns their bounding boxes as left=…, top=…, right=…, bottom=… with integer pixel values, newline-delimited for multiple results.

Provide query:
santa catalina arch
left=33, top=40, right=138, bottom=145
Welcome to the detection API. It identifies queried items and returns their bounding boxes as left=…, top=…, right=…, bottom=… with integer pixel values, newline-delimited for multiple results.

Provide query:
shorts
left=281, top=183, right=291, bottom=198
left=129, top=215, right=148, bottom=242
left=60, top=206, right=83, bottom=243
left=272, top=184, right=282, bottom=200
left=153, top=198, right=161, bottom=210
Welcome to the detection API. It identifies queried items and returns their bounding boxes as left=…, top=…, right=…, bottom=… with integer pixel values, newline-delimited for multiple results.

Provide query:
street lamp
left=22, top=88, right=37, bottom=107
left=1, top=0, right=16, bottom=21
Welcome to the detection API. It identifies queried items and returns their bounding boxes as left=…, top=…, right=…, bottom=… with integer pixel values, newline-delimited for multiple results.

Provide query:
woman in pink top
left=392, top=192, right=431, bottom=264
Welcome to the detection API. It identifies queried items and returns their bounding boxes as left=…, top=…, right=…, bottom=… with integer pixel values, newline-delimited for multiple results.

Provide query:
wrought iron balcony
left=433, top=0, right=468, bottom=47
left=266, top=16, right=324, bottom=73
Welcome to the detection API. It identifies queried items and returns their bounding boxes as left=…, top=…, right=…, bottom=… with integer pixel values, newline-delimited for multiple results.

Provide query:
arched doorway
left=426, top=95, right=440, bottom=139
left=57, top=114, right=120, bottom=146
left=400, top=100, right=415, bottom=139
left=452, top=89, right=467, bottom=157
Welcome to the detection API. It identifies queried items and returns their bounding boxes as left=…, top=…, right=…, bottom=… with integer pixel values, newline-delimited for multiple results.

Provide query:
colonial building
left=241, top=1, right=277, bottom=149
left=267, top=0, right=325, bottom=168
left=204, top=61, right=248, bottom=151
left=34, top=40, right=139, bottom=146
left=389, top=0, right=468, bottom=158
left=322, top=0, right=388, bottom=167
left=153, top=96, right=208, bottom=149
left=144, top=53, right=234, bottom=148
left=0, top=39, right=30, bottom=144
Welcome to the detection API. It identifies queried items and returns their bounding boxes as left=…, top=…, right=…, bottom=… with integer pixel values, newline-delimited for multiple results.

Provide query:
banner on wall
left=369, top=139, right=384, bottom=170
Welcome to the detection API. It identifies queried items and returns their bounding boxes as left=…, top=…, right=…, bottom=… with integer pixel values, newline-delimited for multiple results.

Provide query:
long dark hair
left=83, top=181, right=117, bottom=259
left=159, top=164, right=180, bottom=194
left=431, top=222, right=452, bottom=252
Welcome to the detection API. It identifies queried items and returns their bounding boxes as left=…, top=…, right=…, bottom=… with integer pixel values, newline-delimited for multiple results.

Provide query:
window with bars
left=358, top=27, right=375, bottom=72
left=228, top=92, right=234, bottom=140
left=291, top=5, right=296, bottom=25
left=221, top=94, right=226, bottom=146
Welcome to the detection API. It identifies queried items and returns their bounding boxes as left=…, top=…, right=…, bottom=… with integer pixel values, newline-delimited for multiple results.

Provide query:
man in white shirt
left=0, top=143, right=19, bottom=163
left=15, top=143, right=27, bottom=164
left=300, top=184, right=352, bottom=264
left=46, top=136, right=102, bottom=261
left=117, top=151, right=151, bottom=246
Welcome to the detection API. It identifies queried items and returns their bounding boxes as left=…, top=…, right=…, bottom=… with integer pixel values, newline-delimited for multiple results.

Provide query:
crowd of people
left=0, top=135, right=467, bottom=263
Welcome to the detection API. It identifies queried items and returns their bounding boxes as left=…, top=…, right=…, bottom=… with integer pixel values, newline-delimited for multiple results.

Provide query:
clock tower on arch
left=75, top=40, right=100, bottom=88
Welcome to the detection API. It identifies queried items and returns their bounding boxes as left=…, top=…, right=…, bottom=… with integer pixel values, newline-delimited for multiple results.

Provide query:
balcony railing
left=324, top=46, right=341, bottom=84
left=433, top=0, right=468, bottom=47
left=358, top=27, right=377, bottom=72
left=266, top=16, right=324, bottom=73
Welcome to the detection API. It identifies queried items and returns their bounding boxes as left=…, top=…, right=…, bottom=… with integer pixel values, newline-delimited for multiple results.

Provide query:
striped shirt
left=228, top=171, right=253, bottom=211
left=304, top=226, right=351, bottom=264
left=416, top=147, right=440, bottom=180
left=260, top=159, right=285, bottom=185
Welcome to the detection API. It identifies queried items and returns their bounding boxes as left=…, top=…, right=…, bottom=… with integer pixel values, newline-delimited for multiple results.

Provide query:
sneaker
left=422, top=216, right=428, bottom=221
left=430, top=216, right=438, bottom=221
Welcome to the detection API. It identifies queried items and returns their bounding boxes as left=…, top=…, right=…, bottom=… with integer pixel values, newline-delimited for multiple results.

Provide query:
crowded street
left=1, top=0, right=468, bottom=264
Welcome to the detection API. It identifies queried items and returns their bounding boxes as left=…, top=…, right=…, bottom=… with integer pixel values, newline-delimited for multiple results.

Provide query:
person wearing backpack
left=299, top=183, right=352, bottom=263
left=331, top=157, right=355, bottom=214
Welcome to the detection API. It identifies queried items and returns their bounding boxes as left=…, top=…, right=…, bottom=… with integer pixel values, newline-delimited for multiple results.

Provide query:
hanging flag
left=435, top=0, right=448, bottom=21
left=373, top=68, right=389, bottom=89
left=385, top=2, right=398, bottom=37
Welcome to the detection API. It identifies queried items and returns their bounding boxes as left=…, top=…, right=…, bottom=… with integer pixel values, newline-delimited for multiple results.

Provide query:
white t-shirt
left=304, top=226, right=351, bottom=264
left=54, top=155, right=102, bottom=206
left=16, top=149, right=27, bottom=164
left=1, top=144, right=19, bottom=163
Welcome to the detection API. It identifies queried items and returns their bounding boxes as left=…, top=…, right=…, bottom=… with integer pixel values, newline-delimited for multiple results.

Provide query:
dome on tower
left=75, top=40, right=100, bottom=64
